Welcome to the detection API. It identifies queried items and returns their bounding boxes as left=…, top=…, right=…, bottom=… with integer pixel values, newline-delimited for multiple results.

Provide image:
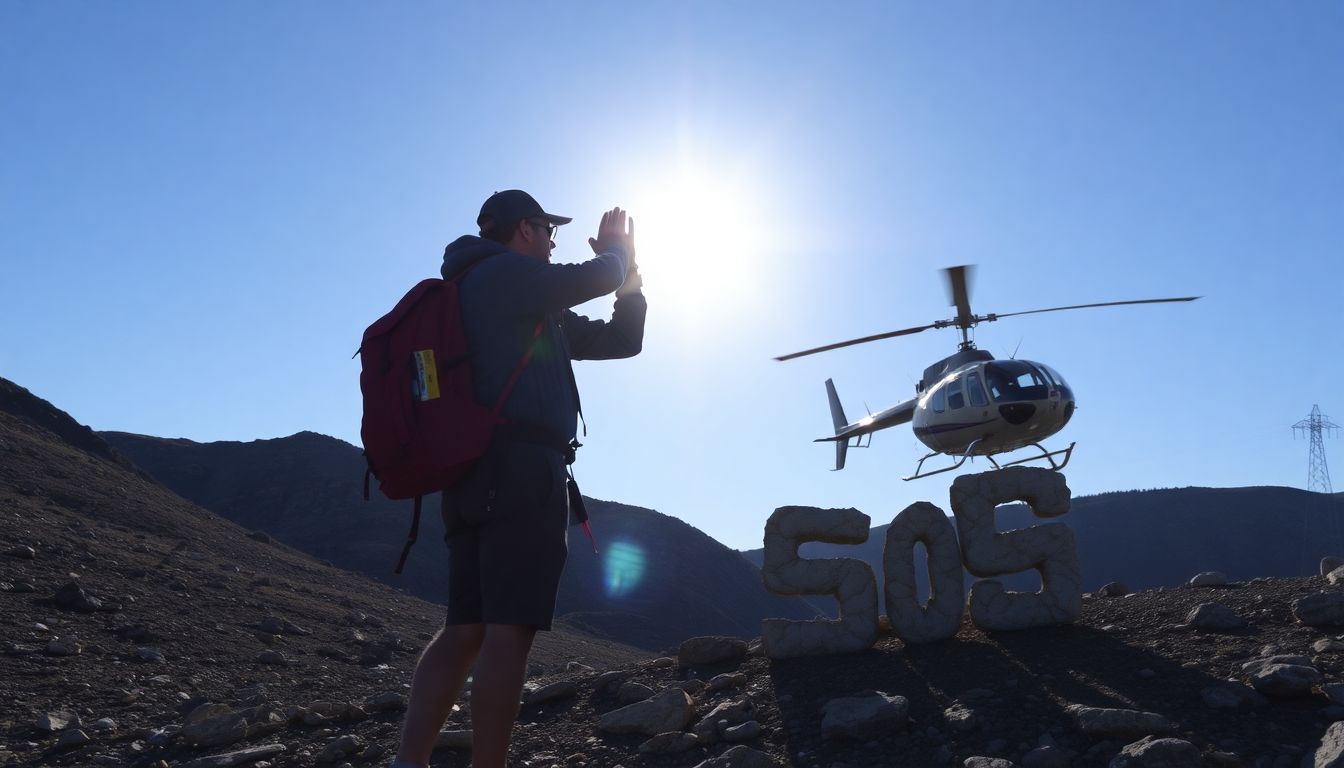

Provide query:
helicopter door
left=946, top=379, right=965, bottom=410
left=965, top=372, right=988, bottom=407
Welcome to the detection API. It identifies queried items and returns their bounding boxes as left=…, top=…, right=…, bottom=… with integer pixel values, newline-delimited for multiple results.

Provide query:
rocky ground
left=6, top=381, right=1344, bottom=768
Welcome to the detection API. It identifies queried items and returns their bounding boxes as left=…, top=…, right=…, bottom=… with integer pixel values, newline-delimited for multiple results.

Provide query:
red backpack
left=357, top=264, right=538, bottom=573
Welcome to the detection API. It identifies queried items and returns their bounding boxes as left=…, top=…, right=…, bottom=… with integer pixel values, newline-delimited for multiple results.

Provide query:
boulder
left=522, top=680, right=578, bottom=705
left=255, top=649, right=287, bottom=665
left=6, top=544, right=36, bottom=559
left=177, top=744, right=288, bottom=768
left=316, top=734, right=364, bottom=764
left=1296, top=592, right=1344, bottom=626
left=639, top=732, right=699, bottom=754
left=617, top=682, right=655, bottom=704
left=1200, top=682, right=1265, bottom=709
left=703, top=698, right=757, bottom=730
left=1107, top=736, right=1200, bottom=767
left=944, top=704, right=981, bottom=732
left=709, top=673, right=747, bottom=692
left=1188, top=571, right=1228, bottom=587
left=679, top=636, right=748, bottom=667
left=53, top=582, right=102, bottom=612
left=593, top=670, right=632, bottom=693
left=364, top=692, right=406, bottom=713
left=598, top=688, right=693, bottom=736
left=1185, top=602, right=1246, bottom=630
left=45, top=636, right=82, bottom=656
left=820, top=691, right=909, bottom=740
left=182, top=704, right=248, bottom=748
left=723, top=720, right=761, bottom=742
left=34, top=710, right=74, bottom=732
left=691, top=745, right=777, bottom=768
left=56, top=729, right=89, bottom=748
left=1065, top=705, right=1174, bottom=735
left=1242, top=662, right=1322, bottom=697
left=1311, top=721, right=1344, bottom=768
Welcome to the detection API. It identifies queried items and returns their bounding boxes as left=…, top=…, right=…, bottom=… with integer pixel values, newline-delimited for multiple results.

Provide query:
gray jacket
left=440, top=235, right=646, bottom=443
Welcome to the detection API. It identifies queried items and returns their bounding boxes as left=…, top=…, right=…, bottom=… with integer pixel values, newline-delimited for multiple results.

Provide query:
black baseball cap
left=477, top=190, right=572, bottom=237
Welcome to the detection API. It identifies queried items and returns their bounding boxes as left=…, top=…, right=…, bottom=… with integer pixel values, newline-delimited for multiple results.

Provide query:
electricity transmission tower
left=1293, top=404, right=1338, bottom=493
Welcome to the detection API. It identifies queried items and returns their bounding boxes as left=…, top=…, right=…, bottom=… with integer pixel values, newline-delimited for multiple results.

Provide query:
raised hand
left=588, top=207, right=636, bottom=268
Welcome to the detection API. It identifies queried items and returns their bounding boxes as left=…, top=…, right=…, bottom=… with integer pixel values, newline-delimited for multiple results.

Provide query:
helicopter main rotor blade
left=988, top=296, right=1200, bottom=322
left=943, top=265, right=976, bottom=329
left=774, top=322, right=941, bottom=361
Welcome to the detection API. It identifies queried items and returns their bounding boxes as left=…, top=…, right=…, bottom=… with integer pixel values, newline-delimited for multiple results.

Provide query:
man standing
left=392, top=190, right=645, bottom=768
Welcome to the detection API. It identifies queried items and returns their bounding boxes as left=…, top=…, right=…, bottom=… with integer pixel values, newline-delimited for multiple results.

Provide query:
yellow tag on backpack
left=412, top=349, right=440, bottom=401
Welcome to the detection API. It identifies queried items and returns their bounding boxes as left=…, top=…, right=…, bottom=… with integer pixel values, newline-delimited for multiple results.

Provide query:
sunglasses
left=529, top=220, right=558, bottom=239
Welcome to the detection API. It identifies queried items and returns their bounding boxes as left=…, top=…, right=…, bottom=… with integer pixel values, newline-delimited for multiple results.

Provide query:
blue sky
left=3, top=3, right=1341, bottom=552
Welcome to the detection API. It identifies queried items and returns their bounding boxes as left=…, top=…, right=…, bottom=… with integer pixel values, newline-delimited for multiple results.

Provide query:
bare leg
left=469, top=624, right=538, bottom=768
left=395, top=623, right=485, bottom=767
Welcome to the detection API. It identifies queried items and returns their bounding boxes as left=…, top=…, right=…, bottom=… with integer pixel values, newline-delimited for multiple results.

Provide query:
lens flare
left=602, top=540, right=647, bottom=598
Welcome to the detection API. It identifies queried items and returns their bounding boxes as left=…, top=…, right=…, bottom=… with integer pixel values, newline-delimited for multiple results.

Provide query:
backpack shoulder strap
left=492, top=321, right=544, bottom=419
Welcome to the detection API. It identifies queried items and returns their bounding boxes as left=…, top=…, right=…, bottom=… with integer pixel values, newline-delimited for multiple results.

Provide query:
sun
left=631, top=167, right=767, bottom=322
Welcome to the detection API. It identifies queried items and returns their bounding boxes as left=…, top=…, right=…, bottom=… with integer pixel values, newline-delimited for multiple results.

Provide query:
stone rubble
left=6, top=448, right=1344, bottom=768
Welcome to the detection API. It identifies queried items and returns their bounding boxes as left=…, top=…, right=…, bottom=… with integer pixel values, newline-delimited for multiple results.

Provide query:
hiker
left=392, top=190, right=645, bottom=768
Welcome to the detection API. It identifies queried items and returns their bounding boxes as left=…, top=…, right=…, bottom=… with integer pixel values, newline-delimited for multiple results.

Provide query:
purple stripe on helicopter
left=913, top=419, right=995, bottom=437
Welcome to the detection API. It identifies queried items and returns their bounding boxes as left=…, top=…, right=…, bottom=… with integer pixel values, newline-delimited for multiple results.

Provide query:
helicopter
left=776, top=266, right=1198, bottom=480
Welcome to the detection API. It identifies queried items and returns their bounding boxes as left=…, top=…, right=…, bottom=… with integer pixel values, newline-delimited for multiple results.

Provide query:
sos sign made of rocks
left=760, top=467, right=1082, bottom=659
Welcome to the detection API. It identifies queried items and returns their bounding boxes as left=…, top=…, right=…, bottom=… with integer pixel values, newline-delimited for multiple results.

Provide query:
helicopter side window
left=946, top=379, right=965, bottom=410
left=965, top=372, right=988, bottom=407
left=932, top=386, right=946, bottom=413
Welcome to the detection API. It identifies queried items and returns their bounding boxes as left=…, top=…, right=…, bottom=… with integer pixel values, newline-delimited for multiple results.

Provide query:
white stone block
left=950, top=467, right=1080, bottom=631
left=883, top=502, right=964, bottom=644
left=761, top=506, right=877, bottom=658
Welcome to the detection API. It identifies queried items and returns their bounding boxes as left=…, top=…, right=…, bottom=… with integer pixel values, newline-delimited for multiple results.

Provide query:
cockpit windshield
left=1038, top=363, right=1069, bottom=389
left=983, top=361, right=1050, bottom=403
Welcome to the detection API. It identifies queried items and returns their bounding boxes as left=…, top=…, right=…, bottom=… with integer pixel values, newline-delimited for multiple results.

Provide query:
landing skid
left=902, top=441, right=1075, bottom=481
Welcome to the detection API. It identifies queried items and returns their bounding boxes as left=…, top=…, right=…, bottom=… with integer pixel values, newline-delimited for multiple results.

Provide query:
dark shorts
left=442, top=442, right=569, bottom=631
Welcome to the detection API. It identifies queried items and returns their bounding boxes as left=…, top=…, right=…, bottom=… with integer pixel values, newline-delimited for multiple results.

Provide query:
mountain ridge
left=740, top=484, right=1344, bottom=596
left=100, top=428, right=820, bottom=652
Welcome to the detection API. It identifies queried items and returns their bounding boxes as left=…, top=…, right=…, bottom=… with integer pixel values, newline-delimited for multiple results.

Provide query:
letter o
left=883, top=502, right=965, bottom=643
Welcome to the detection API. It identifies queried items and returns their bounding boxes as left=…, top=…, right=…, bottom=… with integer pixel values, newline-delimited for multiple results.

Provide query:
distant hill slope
left=102, top=430, right=819, bottom=651
left=0, top=376, right=646, bottom=698
left=741, top=485, right=1344, bottom=595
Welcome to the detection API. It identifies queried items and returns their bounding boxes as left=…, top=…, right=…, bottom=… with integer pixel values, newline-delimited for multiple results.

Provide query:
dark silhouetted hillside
left=102, top=431, right=819, bottom=651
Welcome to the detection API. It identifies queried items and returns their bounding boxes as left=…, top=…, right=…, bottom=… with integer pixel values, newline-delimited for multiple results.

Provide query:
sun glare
left=632, top=168, right=767, bottom=321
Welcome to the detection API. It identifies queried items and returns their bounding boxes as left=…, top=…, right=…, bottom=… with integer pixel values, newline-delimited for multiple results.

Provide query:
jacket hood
left=442, top=235, right=509, bottom=279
